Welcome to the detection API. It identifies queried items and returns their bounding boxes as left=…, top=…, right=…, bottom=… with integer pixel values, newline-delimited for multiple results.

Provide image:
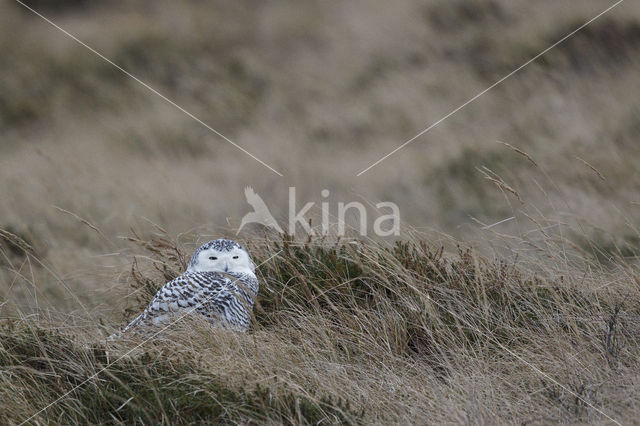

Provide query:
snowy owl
left=115, top=239, right=259, bottom=336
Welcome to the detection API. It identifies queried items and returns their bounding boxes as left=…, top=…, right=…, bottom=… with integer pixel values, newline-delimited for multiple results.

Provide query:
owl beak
left=224, top=262, right=229, bottom=272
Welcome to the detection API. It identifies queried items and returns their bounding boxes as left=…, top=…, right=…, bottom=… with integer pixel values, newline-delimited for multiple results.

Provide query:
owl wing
left=194, top=273, right=258, bottom=330
left=120, top=272, right=230, bottom=333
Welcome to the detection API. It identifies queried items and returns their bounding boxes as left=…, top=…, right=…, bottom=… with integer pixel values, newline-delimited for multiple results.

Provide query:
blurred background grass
left=0, top=0, right=638, bottom=321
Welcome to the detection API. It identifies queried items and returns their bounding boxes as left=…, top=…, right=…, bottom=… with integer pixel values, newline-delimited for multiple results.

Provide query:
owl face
left=187, top=239, right=255, bottom=274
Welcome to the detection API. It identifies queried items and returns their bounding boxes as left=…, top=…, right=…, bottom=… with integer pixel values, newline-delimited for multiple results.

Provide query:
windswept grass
left=1, top=231, right=639, bottom=424
left=2, top=0, right=640, bottom=423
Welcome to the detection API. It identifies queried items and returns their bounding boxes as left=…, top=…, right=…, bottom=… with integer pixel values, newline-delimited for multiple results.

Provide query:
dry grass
left=1, top=231, right=640, bottom=424
left=2, top=0, right=640, bottom=424
left=2, top=0, right=640, bottom=238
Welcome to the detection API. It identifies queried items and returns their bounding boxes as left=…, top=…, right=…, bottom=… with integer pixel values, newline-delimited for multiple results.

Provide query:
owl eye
left=209, top=256, right=217, bottom=260
left=232, top=255, right=239, bottom=259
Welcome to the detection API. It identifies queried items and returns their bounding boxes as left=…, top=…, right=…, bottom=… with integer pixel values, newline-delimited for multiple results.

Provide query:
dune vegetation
left=1, top=0, right=640, bottom=424
left=1, top=230, right=639, bottom=424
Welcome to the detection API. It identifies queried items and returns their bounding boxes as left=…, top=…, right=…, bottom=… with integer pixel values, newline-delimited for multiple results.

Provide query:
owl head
left=187, top=239, right=255, bottom=274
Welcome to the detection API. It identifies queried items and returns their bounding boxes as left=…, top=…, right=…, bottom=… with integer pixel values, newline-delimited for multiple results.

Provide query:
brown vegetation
left=1, top=0, right=640, bottom=423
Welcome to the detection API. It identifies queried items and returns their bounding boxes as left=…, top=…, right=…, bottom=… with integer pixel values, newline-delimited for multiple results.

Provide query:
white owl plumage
left=115, top=239, right=259, bottom=336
